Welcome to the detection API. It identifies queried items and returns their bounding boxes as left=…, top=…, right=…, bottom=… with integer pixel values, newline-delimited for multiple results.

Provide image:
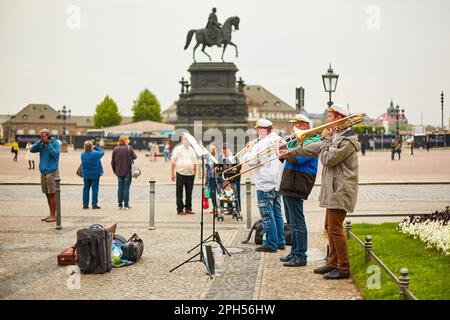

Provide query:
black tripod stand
left=169, top=155, right=214, bottom=278
left=187, top=173, right=230, bottom=256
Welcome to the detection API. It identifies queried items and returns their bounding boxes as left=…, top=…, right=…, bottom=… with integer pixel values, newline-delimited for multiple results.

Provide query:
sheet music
left=182, top=132, right=218, bottom=164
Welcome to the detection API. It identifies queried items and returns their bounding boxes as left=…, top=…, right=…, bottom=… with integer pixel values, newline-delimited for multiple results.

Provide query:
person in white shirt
left=171, top=137, right=197, bottom=215
left=243, top=119, right=286, bottom=253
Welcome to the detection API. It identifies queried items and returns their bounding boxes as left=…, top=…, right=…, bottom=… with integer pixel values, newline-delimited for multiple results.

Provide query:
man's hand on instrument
left=321, top=128, right=332, bottom=139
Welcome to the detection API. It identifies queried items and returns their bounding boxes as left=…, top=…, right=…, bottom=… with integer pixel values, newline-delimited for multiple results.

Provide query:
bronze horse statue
left=184, top=16, right=240, bottom=62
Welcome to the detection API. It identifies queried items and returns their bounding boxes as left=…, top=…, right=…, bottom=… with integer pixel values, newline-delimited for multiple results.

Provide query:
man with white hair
left=243, top=119, right=285, bottom=253
left=278, top=114, right=320, bottom=267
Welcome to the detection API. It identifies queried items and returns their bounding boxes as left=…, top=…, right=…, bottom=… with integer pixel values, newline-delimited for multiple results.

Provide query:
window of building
left=51, top=129, right=58, bottom=135
left=28, top=129, right=36, bottom=135
left=22, top=115, right=28, bottom=120
left=40, top=115, right=45, bottom=119
left=17, top=129, right=24, bottom=135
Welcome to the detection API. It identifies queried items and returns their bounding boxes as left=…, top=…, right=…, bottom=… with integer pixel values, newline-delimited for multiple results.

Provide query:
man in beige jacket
left=313, top=103, right=361, bottom=280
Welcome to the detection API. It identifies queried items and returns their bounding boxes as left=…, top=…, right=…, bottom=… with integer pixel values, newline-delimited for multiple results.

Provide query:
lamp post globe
left=322, top=64, right=339, bottom=107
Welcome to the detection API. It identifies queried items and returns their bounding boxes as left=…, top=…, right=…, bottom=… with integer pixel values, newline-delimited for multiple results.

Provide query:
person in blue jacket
left=81, top=140, right=104, bottom=209
left=30, top=129, right=61, bottom=222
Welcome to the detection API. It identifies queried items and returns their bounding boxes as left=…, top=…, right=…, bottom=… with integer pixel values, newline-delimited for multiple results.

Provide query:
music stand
left=169, top=132, right=218, bottom=277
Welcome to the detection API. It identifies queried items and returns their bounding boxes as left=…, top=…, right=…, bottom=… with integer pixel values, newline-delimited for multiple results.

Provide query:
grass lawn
left=348, top=222, right=450, bottom=300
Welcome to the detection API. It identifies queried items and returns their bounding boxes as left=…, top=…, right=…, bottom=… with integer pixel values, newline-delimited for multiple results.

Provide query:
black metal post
left=246, top=178, right=252, bottom=229
left=399, top=268, right=410, bottom=300
left=364, top=235, right=372, bottom=263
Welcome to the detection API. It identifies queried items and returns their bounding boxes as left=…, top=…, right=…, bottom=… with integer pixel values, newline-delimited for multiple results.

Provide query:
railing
left=345, top=220, right=417, bottom=300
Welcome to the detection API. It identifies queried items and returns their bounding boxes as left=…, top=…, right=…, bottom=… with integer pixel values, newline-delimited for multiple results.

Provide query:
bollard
left=149, top=178, right=156, bottom=230
left=345, top=220, right=352, bottom=240
left=364, top=235, right=372, bottom=263
left=246, top=178, right=252, bottom=229
left=55, top=177, right=62, bottom=230
left=398, top=268, right=410, bottom=300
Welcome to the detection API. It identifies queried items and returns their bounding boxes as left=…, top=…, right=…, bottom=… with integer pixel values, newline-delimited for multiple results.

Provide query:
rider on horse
left=205, top=8, right=222, bottom=46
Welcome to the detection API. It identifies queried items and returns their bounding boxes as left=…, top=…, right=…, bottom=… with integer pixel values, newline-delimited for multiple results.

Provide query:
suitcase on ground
left=57, top=245, right=77, bottom=266
left=76, top=224, right=112, bottom=274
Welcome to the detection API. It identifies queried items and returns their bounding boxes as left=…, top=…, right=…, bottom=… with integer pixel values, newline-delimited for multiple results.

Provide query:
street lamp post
left=57, top=105, right=71, bottom=152
left=442, top=91, right=446, bottom=148
left=394, top=104, right=405, bottom=139
left=322, top=64, right=339, bottom=107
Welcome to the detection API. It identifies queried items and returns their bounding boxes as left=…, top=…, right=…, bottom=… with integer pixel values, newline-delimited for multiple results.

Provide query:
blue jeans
left=83, top=178, right=99, bottom=207
left=257, top=189, right=285, bottom=250
left=117, top=175, right=132, bottom=207
left=164, top=151, right=171, bottom=162
left=283, top=195, right=307, bottom=261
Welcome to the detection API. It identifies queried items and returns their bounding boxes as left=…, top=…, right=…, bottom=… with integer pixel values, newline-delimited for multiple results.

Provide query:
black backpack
left=122, top=233, right=144, bottom=262
left=242, top=219, right=292, bottom=245
left=76, top=224, right=112, bottom=274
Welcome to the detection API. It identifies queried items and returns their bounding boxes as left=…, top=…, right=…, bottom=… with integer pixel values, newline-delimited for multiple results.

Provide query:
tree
left=132, top=88, right=162, bottom=122
left=93, top=95, right=122, bottom=128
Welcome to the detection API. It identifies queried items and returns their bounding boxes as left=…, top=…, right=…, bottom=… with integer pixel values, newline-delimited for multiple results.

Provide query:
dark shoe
left=44, top=217, right=56, bottom=222
left=184, top=209, right=195, bottom=214
left=124, top=206, right=131, bottom=210
left=92, top=206, right=101, bottom=209
left=280, top=255, right=293, bottom=262
left=83, top=206, right=89, bottom=209
left=255, top=246, right=277, bottom=253
left=323, top=268, right=350, bottom=280
left=178, top=211, right=186, bottom=215
left=313, top=264, right=336, bottom=275
left=283, top=258, right=307, bottom=267
left=41, top=216, right=50, bottom=221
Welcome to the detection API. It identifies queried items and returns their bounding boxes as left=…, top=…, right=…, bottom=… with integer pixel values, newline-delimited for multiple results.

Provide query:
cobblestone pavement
left=0, top=184, right=449, bottom=300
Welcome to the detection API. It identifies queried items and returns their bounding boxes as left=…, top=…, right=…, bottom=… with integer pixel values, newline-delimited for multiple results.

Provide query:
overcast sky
left=1, top=0, right=449, bottom=127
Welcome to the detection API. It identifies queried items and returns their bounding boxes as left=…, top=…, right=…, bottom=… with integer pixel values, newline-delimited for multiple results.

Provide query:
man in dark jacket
left=278, top=114, right=320, bottom=267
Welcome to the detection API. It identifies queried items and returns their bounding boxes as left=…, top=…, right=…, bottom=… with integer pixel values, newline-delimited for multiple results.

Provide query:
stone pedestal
left=175, top=62, right=248, bottom=136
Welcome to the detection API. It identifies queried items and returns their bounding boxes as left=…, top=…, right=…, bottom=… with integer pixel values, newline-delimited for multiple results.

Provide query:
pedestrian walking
left=81, top=140, right=104, bottom=209
left=396, top=139, right=402, bottom=160
left=390, top=139, right=396, bottom=160
left=163, top=141, right=171, bottom=162
left=11, top=140, right=19, bottom=161
left=25, top=142, right=35, bottom=169
left=171, top=136, right=197, bottom=215
left=29, top=129, right=61, bottom=222
left=153, top=142, right=159, bottom=161
left=111, top=135, right=137, bottom=210
left=148, top=141, right=155, bottom=161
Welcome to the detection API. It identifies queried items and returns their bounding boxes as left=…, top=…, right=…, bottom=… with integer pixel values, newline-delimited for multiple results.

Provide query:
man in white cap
left=277, top=114, right=320, bottom=267
left=312, top=103, right=361, bottom=280
left=243, top=119, right=285, bottom=253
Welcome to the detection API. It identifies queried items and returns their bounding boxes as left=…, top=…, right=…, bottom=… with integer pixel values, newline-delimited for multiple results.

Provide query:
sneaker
left=280, top=255, right=293, bottom=262
left=83, top=206, right=89, bottom=209
left=123, top=207, right=130, bottom=211
left=177, top=211, right=186, bottom=215
left=283, top=258, right=307, bottom=267
left=255, top=246, right=277, bottom=253
left=184, top=209, right=195, bottom=214
left=313, top=264, right=336, bottom=275
left=323, top=268, right=350, bottom=280
left=92, top=206, right=101, bottom=209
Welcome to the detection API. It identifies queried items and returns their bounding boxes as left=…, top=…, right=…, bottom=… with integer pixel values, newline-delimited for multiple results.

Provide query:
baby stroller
left=215, top=179, right=242, bottom=222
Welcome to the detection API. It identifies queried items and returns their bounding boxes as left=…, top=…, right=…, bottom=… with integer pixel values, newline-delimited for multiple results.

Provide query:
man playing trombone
left=243, top=119, right=286, bottom=253
left=277, top=114, right=320, bottom=267
left=313, top=103, right=361, bottom=280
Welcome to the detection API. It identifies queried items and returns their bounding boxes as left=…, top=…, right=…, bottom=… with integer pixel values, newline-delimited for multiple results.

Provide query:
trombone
left=222, top=113, right=366, bottom=181
left=232, top=137, right=259, bottom=161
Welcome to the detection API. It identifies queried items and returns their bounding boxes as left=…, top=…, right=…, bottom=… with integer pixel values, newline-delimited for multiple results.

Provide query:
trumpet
left=222, top=113, right=366, bottom=181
